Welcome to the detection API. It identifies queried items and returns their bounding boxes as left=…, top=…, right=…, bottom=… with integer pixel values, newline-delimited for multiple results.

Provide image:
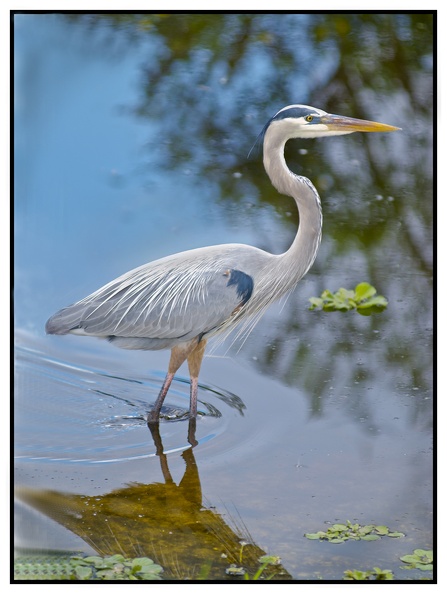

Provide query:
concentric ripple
left=14, top=336, right=246, bottom=465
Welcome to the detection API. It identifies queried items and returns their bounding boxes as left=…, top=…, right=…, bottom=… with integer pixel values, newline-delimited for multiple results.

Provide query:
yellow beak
left=321, top=114, right=401, bottom=133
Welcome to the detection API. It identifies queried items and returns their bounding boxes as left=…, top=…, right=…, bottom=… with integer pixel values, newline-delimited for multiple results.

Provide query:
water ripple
left=14, top=338, right=245, bottom=465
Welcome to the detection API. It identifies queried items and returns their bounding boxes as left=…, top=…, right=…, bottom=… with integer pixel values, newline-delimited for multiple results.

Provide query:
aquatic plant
left=304, top=520, right=404, bottom=543
left=344, top=567, right=394, bottom=580
left=309, top=282, right=388, bottom=315
left=225, top=548, right=282, bottom=580
left=400, top=549, right=433, bottom=571
left=14, top=553, right=163, bottom=581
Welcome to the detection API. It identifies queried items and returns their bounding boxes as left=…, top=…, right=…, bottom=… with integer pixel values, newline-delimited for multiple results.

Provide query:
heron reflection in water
left=16, top=419, right=292, bottom=580
left=46, top=105, right=399, bottom=422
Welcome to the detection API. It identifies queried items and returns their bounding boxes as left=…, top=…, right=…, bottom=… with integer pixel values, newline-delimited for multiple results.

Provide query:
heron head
left=268, top=104, right=400, bottom=139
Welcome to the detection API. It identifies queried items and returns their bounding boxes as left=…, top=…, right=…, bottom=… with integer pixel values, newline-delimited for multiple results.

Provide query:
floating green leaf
left=226, top=565, right=246, bottom=576
left=344, top=567, right=393, bottom=581
left=344, top=569, right=369, bottom=580
left=304, top=521, right=404, bottom=543
left=75, top=565, right=93, bottom=579
left=309, top=283, right=388, bottom=315
left=304, top=532, right=324, bottom=540
left=332, top=523, right=348, bottom=531
left=83, top=555, right=105, bottom=565
left=400, top=549, right=433, bottom=571
left=374, top=525, right=389, bottom=535
left=258, top=555, right=281, bottom=565
left=14, top=553, right=164, bottom=581
left=231, top=549, right=283, bottom=580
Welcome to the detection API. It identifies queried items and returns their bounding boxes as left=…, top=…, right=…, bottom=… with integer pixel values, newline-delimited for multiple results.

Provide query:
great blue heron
left=46, top=104, right=399, bottom=423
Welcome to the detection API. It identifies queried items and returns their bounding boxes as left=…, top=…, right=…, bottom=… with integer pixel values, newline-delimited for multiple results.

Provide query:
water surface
left=14, top=13, right=433, bottom=581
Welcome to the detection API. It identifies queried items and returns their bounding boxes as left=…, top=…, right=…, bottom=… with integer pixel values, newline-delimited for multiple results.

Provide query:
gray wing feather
left=46, top=245, right=260, bottom=347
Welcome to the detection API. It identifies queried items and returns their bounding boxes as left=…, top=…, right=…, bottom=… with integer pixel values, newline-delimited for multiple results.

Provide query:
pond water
left=14, top=13, right=433, bottom=581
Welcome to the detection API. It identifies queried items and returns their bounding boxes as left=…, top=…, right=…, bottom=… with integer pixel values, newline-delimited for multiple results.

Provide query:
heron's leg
left=187, top=339, right=207, bottom=418
left=148, top=340, right=201, bottom=424
left=148, top=371, right=175, bottom=424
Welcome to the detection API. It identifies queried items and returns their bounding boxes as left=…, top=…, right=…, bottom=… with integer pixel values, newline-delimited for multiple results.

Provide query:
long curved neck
left=263, top=125, right=322, bottom=285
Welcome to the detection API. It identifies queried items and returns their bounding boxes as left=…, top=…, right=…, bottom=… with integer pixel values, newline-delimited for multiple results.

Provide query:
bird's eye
left=305, top=115, right=314, bottom=122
